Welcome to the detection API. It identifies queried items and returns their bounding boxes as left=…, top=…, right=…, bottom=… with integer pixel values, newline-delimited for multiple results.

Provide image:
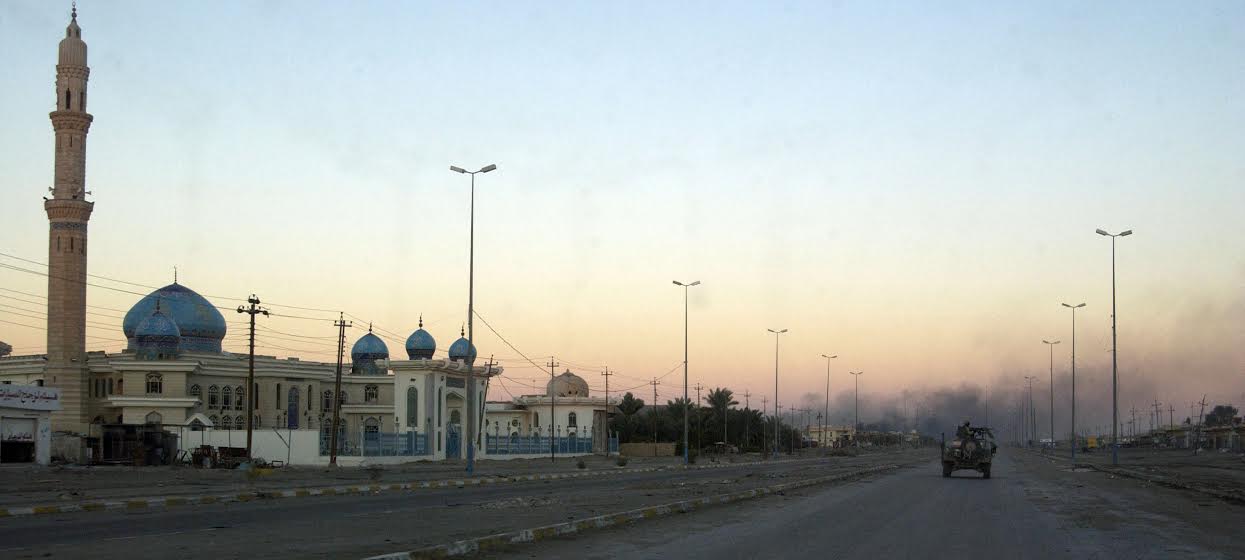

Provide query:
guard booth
left=0, top=384, right=60, bottom=465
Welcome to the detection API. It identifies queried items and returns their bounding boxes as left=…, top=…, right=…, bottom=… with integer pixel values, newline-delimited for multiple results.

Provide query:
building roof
left=123, top=283, right=226, bottom=353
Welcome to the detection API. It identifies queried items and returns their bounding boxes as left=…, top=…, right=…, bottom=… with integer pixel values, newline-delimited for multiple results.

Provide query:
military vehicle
left=942, top=423, right=997, bottom=478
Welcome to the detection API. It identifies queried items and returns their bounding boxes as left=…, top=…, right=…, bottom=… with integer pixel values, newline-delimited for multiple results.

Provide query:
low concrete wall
left=178, top=429, right=322, bottom=465
left=620, top=442, right=676, bottom=457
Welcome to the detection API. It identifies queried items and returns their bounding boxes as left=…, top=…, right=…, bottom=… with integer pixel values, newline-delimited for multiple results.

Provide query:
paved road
left=0, top=451, right=919, bottom=559
left=494, top=451, right=1245, bottom=560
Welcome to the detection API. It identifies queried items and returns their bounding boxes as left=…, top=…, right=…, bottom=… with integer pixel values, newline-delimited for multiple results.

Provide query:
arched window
left=235, top=386, right=245, bottom=410
left=222, top=386, right=233, bottom=409
left=276, top=383, right=282, bottom=409
left=286, top=387, right=300, bottom=429
left=145, top=374, right=163, bottom=395
left=145, top=412, right=162, bottom=425
left=339, top=391, right=347, bottom=406
left=189, top=419, right=205, bottom=431
left=406, top=387, right=419, bottom=427
left=365, top=385, right=378, bottom=404
left=208, top=385, right=219, bottom=407
left=236, top=415, right=246, bottom=429
left=437, top=388, right=443, bottom=427
left=450, top=410, right=461, bottom=425
left=322, top=391, right=333, bottom=412
left=79, top=90, right=85, bottom=111
left=219, top=416, right=232, bottom=430
left=108, top=378, right=114, bottom=395
left=117, top=379, right=123, bottom=394
left=364, top=417, right=380, bottom=441
left=209, top=415, right=219, bottom=427
left=189, top=384, right=201, bottom=398
left=307, top=385, right=313, bottom=411
left=65, top=89, right=71, bottom=110
left=567, top=412, right=578, bottom=427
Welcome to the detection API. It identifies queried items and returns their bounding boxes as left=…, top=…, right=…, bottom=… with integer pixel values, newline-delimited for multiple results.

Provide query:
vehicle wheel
left=982, top=464, right=991, bottom=479
left=942, top=462, right=952, bottom=477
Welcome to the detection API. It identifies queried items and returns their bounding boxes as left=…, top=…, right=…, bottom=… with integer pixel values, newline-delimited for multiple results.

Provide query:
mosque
left=0, top=9, right=613, bottom=464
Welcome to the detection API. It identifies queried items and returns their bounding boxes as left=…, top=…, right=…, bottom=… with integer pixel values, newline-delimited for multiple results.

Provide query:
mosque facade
left=0, top=10, right=613, bottom=464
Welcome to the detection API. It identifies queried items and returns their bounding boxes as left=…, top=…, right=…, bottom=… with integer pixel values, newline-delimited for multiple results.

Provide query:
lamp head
left=480, top=164, right=497, bottom=173
left=449, top=165, right=467, bottom=174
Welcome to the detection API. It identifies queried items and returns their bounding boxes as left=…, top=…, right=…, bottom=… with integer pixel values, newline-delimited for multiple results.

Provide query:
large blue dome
left=123, top=283, right=226, bottom=353
left=448, top=334, right=477, bottom=362
left=351, top=331, right=390, bottom=361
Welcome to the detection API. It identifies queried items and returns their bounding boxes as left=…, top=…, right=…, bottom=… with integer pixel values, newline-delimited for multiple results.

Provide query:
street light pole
left=768, top=328, right=787, bottom=457
left=1096, top=228, right=1132, bottom=467
left=1043, top=339, right=1060, bottom=446
left=673, top=280, right=700, bottom=465
left=821, top=354, right=837, bottom=448
left=1062, top=302, right=1086, bottom=462
left=450, top=163, right=497, bottom=476
left=850, top=371, right=863, bottom=447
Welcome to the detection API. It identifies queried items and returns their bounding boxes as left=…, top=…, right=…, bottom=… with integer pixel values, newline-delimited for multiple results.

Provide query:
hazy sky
left=2, top=1, right=1242, bottom=426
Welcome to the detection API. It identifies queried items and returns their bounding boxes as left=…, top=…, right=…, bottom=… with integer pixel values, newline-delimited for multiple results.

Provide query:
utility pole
left=742, top=390, right=751, bottom=451
left=850, top=371, right=863, bottom=448
left=328, top=313, right=350, bottom=466
left=1130, top=405, right=1137, bottom=441
left=650, top=378, right=660, bottom=450
left=777, top=404, right=785, bottom=454
left=236, top=295, right=268, bottom=461
left=1194, top=396, right=1207, bottom=453
left=601, top=367, right=612, bottom=457
left=547, top=357, right=559, bottom=462
left=759, top=395, right=767, bottom=454
left=694, top=382, right=704, bottom=452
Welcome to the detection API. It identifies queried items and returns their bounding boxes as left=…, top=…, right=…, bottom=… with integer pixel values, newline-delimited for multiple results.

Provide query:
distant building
left=484, top=370, right=614, bottom=454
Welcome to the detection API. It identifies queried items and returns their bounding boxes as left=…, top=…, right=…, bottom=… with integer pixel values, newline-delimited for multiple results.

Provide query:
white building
left=483, top=370, right=614, bottom=455
left=0, top=385, right=60, bottom=465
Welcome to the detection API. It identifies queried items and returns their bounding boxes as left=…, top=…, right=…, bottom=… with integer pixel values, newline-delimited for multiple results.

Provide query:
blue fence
left=485, top=434, right=619, bottom=455
left=320, top=431, right=432, bottom=457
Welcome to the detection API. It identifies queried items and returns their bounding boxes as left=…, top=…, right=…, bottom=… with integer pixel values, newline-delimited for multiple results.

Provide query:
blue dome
left=405, top=319, right=436, bottom=360
left=134, top=303, right=181, bottom=360
left=123, top=283, right=226, bottom=353
left=448, top=335, right=477, bottom=362
left=351, top=331, right=390, bottom=361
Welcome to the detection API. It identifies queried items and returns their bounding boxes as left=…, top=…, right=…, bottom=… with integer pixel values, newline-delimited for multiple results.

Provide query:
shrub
left=616, top=456, right=629, bottom=467
left=576, top=459, right=587, bottom=469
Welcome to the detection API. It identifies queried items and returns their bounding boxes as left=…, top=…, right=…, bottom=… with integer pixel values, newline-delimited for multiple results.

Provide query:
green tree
left=704, top=388, right=738, bottom=445
left=610, top=392, right=645, bottom=442
left=1205, top=405, right=1239, bottom=427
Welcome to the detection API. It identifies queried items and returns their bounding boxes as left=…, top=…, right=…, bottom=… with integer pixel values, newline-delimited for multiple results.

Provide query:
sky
left=1, top=1, right=1242, bottom=432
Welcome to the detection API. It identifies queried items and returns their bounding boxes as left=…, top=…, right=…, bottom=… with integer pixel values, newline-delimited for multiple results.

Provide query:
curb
left=364, top=463, right=900, bottom=560
left=0, top=456, right=824, bottom=519
left=1025, top=449, right=1245, bottom=506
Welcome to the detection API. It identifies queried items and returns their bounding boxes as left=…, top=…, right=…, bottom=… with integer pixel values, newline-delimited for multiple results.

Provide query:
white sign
left=0, top=385, right=61, bottom=411
left=1, top=418, right=36, bottom=442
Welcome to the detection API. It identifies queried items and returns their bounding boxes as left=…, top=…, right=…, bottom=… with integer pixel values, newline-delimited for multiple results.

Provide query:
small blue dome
left=405, top=317, right=436, bottom=359
left=448, top=332, right=477, bottom=362
left=123, top=283, right=226, bottom=353
left=134, top=302, right=181, bottom=360
left=351, top=331, right=390, bottom=361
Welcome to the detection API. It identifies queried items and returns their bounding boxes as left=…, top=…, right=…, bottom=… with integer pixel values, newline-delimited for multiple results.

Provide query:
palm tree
left=704, top=388, right=738, bottom=447
left=613, top=392, right=645, bottom=442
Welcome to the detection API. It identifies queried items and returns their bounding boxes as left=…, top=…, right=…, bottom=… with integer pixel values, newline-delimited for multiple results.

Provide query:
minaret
left=45, top=4, right=94, bottom=434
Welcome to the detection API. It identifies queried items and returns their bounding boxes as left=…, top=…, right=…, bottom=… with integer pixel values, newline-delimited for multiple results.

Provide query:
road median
left=364, top=463, right=903, bottom=560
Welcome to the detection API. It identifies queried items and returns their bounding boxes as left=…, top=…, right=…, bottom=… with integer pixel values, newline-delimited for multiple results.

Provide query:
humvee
left=942, top=424, right=997, bottom=478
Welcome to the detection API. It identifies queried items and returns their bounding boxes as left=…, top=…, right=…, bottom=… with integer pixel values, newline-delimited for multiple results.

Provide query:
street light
left=768, top=328, right=787, bottom=457
left=1096, top=227, right=1131, bottom=466
left=673, top=280, right=700, bottom=465
left=450, top=163, right=497, bottom=475
left=1024, top=376, right=1037, bottom=447
left=849, top=372, right=863, bottom=447
left=820, top=354, right=837, bottom=447
left=1062, top=302, right=1085, bottom=462
left=1042, top=339, right=1060, bottom=446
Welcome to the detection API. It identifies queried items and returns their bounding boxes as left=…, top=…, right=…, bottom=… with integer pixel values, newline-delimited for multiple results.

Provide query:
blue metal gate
left=446, top=424, right=461, bottom=458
